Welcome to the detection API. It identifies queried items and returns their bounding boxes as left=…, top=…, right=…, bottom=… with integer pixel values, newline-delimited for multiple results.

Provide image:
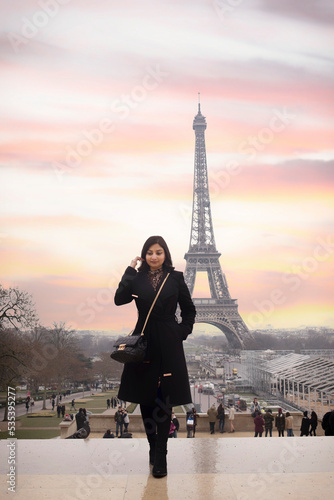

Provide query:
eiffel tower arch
left=184, top=100, right=251, bottom=349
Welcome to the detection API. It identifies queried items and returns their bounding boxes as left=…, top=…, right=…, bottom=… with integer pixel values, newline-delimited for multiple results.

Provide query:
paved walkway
left=1, top=436, right=333, bottom=499
left=0, top=389, right=100, bottom=421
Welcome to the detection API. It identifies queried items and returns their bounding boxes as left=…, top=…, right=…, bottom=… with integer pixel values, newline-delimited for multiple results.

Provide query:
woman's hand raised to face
left=130, top=256, right=144, bottom=269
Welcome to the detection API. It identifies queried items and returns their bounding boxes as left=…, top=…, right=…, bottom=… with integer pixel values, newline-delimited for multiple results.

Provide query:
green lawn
left=71, top=391, right=118, bottom=412
left=19, top=414, right=62, bottom=428
left=0, top=390, right=137, bottom=440
left=0, top=429, right=60, bottom=439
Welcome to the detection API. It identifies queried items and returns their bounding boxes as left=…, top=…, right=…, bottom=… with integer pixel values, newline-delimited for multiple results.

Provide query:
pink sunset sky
left=1, top=0, right=333, bottom=333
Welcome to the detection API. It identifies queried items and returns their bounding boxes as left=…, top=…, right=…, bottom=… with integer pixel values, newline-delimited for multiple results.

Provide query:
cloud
left=257, top=0, right=334, bottom=26
left=209, top=159, right=334, bottom=202
left=1, top=0, right=333, bottom=331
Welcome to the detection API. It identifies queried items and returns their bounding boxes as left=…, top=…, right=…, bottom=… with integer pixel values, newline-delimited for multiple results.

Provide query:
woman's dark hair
left=138, top=235, right=174, bottom=273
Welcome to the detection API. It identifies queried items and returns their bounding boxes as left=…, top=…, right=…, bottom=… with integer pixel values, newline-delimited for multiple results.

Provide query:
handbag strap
left=140, top=272, right=170, bottom=335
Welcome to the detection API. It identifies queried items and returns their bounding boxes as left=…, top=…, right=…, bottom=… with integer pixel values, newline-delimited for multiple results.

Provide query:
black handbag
left=110, top=273, right=170, bottom=364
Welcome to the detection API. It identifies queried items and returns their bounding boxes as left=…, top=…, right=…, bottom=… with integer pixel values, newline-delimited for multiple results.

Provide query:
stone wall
left=59, top=418, right=77, bottom=438
left=59, top=411, right=324, bottom=437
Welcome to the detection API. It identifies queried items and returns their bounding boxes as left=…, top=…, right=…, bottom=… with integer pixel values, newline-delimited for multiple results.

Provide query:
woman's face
left=146, top=243, right=165, bottom=271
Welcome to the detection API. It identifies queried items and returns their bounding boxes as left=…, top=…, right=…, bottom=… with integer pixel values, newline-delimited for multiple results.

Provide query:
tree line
left=0, top=283, right=122, bottom=421
left=189, top=329, right=334, bottom=352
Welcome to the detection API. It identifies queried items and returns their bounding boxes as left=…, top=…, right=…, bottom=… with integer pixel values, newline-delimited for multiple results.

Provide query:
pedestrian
left=82, top=408, right=89, bottom=424
left=61, top=405, right=66, bottom=418
left=285, top=412, right=294, bottom=437
left=251, top=398, right=261, bottom=417
left=309, top=411, right=318, bottom=436
left=103, top=429, right=114, bottom=438
left=300, top=410, right=310, bottom=436
left=254, top=410, right=265, bottom=437
left=228, top=405, right=235, bottom=433
left=321, top=409, right=334, bottom=436
left=114, top=406, right=124, bottom=437
left=51, top=398, right=55, bottom=410
left=57, top=404, right=61, bottom=418
left=275, top=408, right=285, bottom=437
left=107, top=398, right=110, bottom=409
left=170, top=412, right=179, bottom=438
left=70, top=399, right=76, bottom=411
left=207, top=404, right=218, bottom=434
left=186, top=407, right=197, bottom=438
left=169, top=419, right=176, bottom=438
left=25, top=399, right=29, bottom=413
left=217, top=402, right=225, bottom=433
left=114, top=236, right=196, bottom=478
left=186, top=409, right=194, bottom=438
left=263, top=408, right=274, bottom=437
left=123, top=409, right=130, bottom=432
left=75, top=408, right=86, bottom=431
left=192, top=408, right=198, bottom=437
left=66, top=421, right=90, bottom=439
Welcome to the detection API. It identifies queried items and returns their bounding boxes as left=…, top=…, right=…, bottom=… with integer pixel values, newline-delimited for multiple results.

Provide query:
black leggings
left=140, top=403, right=171, bottom=446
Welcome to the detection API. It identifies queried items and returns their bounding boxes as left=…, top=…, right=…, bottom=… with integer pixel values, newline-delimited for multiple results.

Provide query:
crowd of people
left=251, top=400, right=320, bottom=438
left=206, top=403, right=235, bottom=434
left=107, top=397, right=126, bottom=409
left=198, top=397, right=332, bottom=438
left=60, top=396, right=334, bottom=440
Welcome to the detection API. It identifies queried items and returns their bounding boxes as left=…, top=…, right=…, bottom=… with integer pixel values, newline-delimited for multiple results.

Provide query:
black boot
left=152, top=444, right=167, bottom=478
left=147, top=434, right=156, bottom=466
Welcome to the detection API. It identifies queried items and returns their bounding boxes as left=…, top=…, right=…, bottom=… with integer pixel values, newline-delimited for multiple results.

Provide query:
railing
left=192, top=298, right=237, bottom=305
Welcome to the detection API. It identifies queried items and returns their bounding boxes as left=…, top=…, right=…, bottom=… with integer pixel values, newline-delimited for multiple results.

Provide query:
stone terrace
left=1, top=436, right=333, bottom=499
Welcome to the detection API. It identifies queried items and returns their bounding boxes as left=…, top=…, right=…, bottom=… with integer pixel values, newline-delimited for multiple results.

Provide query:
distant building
left=242, top=350, right=334, bottom=417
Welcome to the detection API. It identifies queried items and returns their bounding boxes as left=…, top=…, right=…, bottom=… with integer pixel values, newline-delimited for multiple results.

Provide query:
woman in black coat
left=114, top=235, right=196, bottom=478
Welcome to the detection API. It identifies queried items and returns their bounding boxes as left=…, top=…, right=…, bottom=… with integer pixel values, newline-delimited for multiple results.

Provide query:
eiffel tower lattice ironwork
left=184, top=100, right=251, bottom=349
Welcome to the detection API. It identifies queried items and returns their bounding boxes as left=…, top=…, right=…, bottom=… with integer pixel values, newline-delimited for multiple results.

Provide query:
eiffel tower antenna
left=184, top=100, right=251, bottom=349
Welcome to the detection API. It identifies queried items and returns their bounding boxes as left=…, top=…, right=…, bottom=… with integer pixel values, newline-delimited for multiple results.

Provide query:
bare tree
left=0, top=329, right=30, bottom=420
left=21, top=323, right=81, bottom=408
left=94, top=352, right=123, bottom=389
left=71, top=353, right=94, bottom=396
left=0, top=284, right=38, bottom=330
left=47, top=321, right=78, bottom=350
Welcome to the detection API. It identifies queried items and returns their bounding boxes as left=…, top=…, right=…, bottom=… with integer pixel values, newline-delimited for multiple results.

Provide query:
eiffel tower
left=184, top=98, right=251, bottom=349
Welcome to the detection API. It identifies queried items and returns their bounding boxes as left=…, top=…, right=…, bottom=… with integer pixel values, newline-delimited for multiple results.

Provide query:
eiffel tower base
left=193, top=299, right=249, bottom=349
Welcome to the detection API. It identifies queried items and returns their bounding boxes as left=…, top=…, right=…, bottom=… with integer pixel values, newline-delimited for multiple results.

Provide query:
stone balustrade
left=59, top=411, right=324, bottom=437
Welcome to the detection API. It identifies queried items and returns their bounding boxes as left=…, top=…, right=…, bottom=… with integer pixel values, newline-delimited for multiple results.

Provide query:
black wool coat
left=114, top=266, right=196, bottom=407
